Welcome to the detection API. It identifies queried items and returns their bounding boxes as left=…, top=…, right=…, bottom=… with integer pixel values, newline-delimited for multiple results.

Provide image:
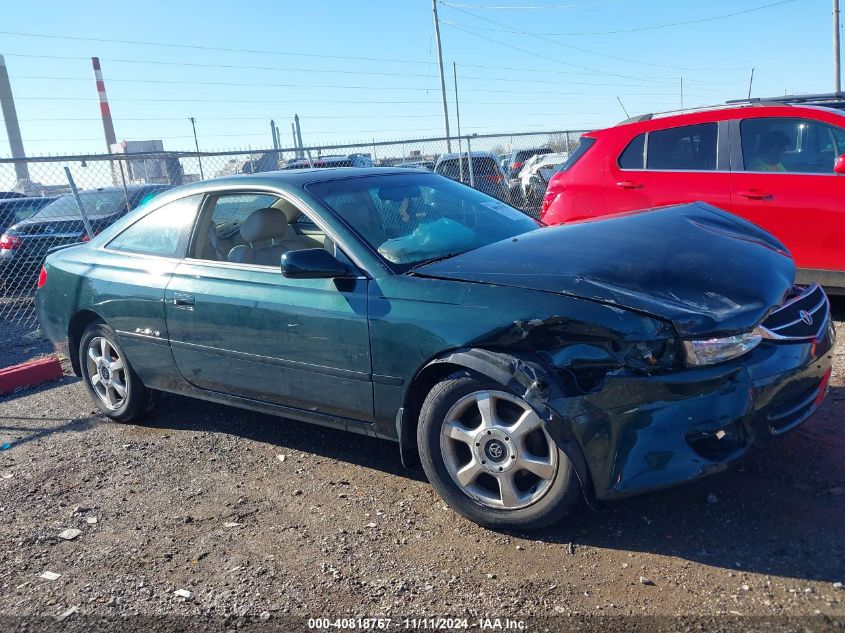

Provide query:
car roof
left=437, top=151, right=497, bottom=160
left=155, top=168, right=430, bottom=196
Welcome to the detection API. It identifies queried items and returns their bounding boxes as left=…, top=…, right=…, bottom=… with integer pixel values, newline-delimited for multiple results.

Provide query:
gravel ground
left=0, top=301, right=843, bottom=631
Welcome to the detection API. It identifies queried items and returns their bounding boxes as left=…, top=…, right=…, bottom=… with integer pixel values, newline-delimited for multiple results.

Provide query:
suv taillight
left=80, top=230, right=101, bottom=242
left=0, top=233, right=22, bottom=250
left=37, top=266, right=47, bottom=289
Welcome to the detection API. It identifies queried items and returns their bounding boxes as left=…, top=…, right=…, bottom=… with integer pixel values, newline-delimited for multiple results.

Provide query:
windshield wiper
left=409, top=251, right=465, bottom=269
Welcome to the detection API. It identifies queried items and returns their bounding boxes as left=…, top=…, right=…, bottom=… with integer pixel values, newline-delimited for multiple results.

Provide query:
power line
left=0, top=30, right=438, bottom=67
left=1, top=51, right=700, bottom=85
left=442, top=0, right=797, bottom=35
left=440, top=3, right=748, bottom=71
left=5, top=75, right=717, bottom=97
left=438, top=1, right=632, bottom=9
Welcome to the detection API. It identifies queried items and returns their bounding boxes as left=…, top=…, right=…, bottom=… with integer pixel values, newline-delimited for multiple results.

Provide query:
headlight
left=682, top=331, right=762, bottom=366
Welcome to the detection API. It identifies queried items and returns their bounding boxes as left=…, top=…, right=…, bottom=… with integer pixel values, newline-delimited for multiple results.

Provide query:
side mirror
left=281, top=248, right=349, bottom=279
left=835, top=154, right=845, bottom=175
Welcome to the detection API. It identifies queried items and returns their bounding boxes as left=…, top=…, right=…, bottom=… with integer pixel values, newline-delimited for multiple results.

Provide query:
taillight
left=0, top=233, right=22, bottom=250
left=485, top=172, right=504, bottom=184
left=37, top=266, right=47, bottom=289
left=512, top=161, right=524, bottom=171
left=80, top=230, right=101, bottom=243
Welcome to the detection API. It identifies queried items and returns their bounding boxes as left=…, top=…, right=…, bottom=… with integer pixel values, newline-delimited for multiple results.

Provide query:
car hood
left=413, top=203, right=794, bottom=337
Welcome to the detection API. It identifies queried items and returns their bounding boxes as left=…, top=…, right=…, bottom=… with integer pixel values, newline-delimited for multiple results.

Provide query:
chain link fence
left=0, top=128, right=590, bottom=337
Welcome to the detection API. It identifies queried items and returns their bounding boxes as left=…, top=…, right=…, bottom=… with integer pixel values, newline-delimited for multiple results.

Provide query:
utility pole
left=453, top=62, right=464, bottom=183
left=836, top=0, right=841, bottom=92
left=432, top=0, right=452, bottom=152
left=270, top=119, right=279, bottom=150
left=748, top=67, right=755, bottom=99
left=189, top=117, right=204, bottom=180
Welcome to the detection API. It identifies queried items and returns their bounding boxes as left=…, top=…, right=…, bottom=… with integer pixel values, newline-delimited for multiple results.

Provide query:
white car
left=518, top=152, right=570, bottom=210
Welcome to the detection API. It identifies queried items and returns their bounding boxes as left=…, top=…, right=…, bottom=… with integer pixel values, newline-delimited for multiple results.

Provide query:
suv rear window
left=646, top=123, right=717, bottom=171
left=436, top=157, right=499, bottom=181
left=557, top=137, right=596, bottom=173
left=618, top=133, right=646, bottom=169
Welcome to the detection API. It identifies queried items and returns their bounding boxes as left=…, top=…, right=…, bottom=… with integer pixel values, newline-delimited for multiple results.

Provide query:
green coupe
left=36, top=168, right=834, bottom=529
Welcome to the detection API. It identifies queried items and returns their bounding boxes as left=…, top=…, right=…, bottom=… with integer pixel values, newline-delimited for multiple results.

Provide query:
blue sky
left=0, top=0, right=838, bottom=156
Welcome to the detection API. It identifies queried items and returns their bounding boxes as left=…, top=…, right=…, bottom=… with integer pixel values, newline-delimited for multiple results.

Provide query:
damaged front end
left=421, top=284, right=834, bottom=503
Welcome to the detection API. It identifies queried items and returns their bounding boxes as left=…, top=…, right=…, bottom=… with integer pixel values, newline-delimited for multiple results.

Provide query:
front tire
left=79, top=322, right=149, bottom=423
left=417, top=372, right=580, bottom=530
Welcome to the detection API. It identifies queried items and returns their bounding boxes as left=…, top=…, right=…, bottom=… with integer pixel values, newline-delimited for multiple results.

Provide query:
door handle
left=737, top=189, right=773, bottom=200
left=616, top=180, right=643, bottom=189
left=172, top=292, right=195, bottom=309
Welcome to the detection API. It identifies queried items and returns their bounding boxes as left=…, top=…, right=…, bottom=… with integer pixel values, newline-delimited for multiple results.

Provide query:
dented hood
left=413, top=203, right=794, bottom=337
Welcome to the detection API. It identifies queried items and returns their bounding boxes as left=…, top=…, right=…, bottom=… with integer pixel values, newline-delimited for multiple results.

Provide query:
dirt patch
left=0, top=302, right=843, bottom=629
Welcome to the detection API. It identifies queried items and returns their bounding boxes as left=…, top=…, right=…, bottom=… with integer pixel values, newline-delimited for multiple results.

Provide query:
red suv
left=541, top=95, right=845, bottom=293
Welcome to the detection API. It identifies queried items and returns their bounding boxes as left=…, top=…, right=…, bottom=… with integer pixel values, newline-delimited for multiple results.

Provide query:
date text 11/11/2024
left=307, top=617, right=527, bottom=630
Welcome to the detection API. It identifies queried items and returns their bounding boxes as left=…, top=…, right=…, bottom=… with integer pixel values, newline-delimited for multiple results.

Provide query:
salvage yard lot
left=1, top=303, right=843, bottom=624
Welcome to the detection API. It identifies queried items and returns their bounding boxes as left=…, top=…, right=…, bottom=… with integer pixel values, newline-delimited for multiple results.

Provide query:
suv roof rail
left=615, top=101, right=778, bottom=126
left=726, top=92, right=845, bottom=106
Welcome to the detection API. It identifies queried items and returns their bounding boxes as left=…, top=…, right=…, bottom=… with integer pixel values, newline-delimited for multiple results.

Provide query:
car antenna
left=616, top=96, right=631, bottom=119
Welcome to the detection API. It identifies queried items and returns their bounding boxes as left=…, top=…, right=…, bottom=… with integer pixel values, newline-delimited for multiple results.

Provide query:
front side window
left=108, top=194, right=202, bottom=257
left=740, top=117, right=845, bottom=174
left=308, top=173, right=538, bottom=268
left=646, top=123, right=717, bottom=171
left=190, top=192, right=329, bottom=265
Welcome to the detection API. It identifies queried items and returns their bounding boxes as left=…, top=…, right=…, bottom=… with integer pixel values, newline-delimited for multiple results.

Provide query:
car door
left=602, top=121, right=732, bottom=214
left=94, top=193, right=204, bottom=389
left=729, top=115, right=845, bottom=278
left=163, top=190, right=374, bottom=422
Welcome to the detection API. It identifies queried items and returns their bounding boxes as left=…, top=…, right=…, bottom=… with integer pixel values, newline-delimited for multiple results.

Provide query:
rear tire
left=79, top=322, right=150, bottom=423
left=417, top=371, right=580, bottom=530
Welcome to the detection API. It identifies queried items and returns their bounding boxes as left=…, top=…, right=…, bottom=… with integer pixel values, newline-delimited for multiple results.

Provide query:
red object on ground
left=0, top=356, right=63, bottom=395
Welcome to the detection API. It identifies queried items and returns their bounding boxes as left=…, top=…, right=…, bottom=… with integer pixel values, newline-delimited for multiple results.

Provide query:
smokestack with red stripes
left=92, top=57, right=116, bottom=152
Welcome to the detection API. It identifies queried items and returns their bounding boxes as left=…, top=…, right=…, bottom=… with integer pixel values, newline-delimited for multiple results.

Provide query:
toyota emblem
left=799, top=310, right=813, bottom=326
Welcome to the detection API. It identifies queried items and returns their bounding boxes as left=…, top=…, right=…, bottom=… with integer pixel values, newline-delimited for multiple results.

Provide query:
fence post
left=466, top=136, right=475, bottom=188
left=64, top=166, right=94, bottom=240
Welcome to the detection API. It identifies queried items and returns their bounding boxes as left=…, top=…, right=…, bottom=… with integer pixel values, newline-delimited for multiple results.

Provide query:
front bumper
left=548, top=320, right=835, bottom=501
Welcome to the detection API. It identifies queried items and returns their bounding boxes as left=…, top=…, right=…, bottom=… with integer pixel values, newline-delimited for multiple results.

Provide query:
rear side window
left=646, top=123, right=717, bottom=171
left=108, top=194, right=202, bottom=257
left=618, top=133, right=646, bottom=169
left=557, top=137, right=596, bottom=173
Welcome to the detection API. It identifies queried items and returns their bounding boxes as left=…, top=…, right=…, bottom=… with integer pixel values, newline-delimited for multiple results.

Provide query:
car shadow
left=140, top=380, right=843, bottom=583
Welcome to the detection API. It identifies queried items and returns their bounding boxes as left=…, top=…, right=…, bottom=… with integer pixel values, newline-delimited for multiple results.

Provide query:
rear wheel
left=418, top=372, right=580, bottom=530
left=79, top=322, right=150, bottom=423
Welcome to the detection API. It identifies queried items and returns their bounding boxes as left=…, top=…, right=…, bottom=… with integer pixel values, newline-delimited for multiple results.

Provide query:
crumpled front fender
left=424, top=348, right=599, bottom=507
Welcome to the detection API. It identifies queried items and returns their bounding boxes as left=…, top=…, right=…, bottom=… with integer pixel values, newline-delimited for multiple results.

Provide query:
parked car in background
left=506, top=147, right=554, bottom=179
left=395, top=160, right=435, bottom=171
left=517, top=152, right=569, bottom=214
left=0, top=196, right=56, bottom=234
left=0, top=185, right=169, bottom=292
left=281, top=154, right=374, bottom=169
left=0, top=191, right=27, bottom=200
left=542, top=98, right=845, bottom=293
left=36, top=168, right=833, bottom=530
left=434, top=151, right=510, bottom=202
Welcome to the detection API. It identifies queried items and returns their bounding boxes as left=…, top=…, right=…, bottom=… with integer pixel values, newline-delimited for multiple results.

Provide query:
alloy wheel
left=439, top=390, right=558, bottom=510
left=85, top=336, right=128, bottom=410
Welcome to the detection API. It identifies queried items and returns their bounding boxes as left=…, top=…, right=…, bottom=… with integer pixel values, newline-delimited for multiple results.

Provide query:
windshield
left=308, top=173, right=538, bottom=268
left=29, top=190, right=128, bottom=221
